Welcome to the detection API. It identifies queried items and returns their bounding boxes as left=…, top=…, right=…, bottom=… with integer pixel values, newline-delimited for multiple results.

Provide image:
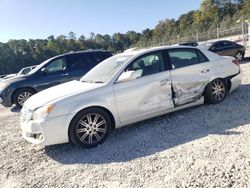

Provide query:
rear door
left=113, top=51, right=174, bottom=123
left=211, top=41, right=236, bottom=56
left=210, top=42, right=226, bottom=55
left=67, top=53, right=98, bottom=81
left=168, top=48, right=213, bottom=106
left=92, top=52, right=112, bottom=63
left=221, top=41, right=238, bottom=56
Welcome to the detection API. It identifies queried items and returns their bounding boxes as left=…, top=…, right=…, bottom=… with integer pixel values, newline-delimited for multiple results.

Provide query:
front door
left=113, top=51, right=174, bottom=123
left=35, top=57, right=70, bottom=91
left=168, top=48, right=213, bottom=106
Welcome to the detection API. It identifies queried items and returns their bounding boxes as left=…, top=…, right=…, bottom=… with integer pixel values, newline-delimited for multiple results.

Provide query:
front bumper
left=21, top=113, right=75, bottom=146
left=0, top=88, right=13, bottom=107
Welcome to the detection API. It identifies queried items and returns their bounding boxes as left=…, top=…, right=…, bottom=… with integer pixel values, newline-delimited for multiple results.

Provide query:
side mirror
left=41, top=67, right=47, bottom=74
left=117, top=70, right=142, bottom=83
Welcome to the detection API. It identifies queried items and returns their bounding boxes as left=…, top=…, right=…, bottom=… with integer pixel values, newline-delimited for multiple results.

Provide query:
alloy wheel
left=17, top=92, right=33, bottom=106
left=211, top=79, right=226, bottom=102
left=235, top=52, right=243, bottom=61
left=76, top=113, right=107, bottom=145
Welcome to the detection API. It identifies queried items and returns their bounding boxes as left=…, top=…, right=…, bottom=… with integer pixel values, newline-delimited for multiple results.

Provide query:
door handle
left=61, top=73, right=69, bottom=76
left=201, top=69, right=210, bottom=73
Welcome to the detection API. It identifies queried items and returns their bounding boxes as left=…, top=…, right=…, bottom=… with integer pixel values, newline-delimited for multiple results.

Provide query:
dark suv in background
left=208, top=40, right=245, bottom=61
left=0, top=50, right=112, bottom=108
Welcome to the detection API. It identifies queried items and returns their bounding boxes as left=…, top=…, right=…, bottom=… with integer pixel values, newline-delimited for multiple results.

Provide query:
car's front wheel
left=13, top=88, right=35, bottom=108
left=204, top=79, right=227, bottom=104
left=68, top=108, right=111, bottom=148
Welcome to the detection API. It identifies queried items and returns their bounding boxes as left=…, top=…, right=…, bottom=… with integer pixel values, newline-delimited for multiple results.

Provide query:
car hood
left=24, top=80, right=104, bottom=110
left=1, top=75, right=27, bottom=83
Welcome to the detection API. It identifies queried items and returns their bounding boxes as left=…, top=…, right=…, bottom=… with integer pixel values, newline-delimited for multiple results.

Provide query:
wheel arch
left=11, top=87, right=37, bottom=104
left=203, top=77, right=229, bottom=95
left=68, top=106, right=116, bottom=132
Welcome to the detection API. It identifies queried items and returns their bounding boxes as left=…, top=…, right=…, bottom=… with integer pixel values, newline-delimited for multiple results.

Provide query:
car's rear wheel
left=68, top=108, right=111, bottom=148
left=204, top=79, right=227, bottom=104
left=235, top=51, right=244, bottom=61
left=13, top=88, right=35, bottom=108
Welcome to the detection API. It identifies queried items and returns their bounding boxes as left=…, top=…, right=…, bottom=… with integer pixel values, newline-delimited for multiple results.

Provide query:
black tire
left=235, top=51, right=244, bottom=61
left=13, top=88, right=36, bottom=108
left=68, top=107, right=111, bottom=148
left=204, top=79, right=227, bottom=104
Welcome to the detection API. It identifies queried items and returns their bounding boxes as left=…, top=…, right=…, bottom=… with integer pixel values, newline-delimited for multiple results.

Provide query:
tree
left=68, top=31, right=77, bottom=40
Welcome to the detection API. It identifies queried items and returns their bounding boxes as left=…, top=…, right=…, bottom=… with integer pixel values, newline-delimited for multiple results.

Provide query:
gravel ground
left=1, top=61, right=250, bottom=188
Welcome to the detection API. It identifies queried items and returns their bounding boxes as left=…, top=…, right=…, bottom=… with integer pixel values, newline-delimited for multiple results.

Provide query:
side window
left=197, top=50, right=209, bottom=63
left=223, top=41, right=235, bottom=48
left=92, top=52, right=112, bottom=63
left=169, top=49, right=200, bottom=69
left=45, top=58, right=66, bottom=73
left=213, top=42, right=224, bottom=49
left=68, top=54, right=96, bottom=72
left=126, top=52, right=164, bottom=78
left=22, top=68, right=31, bottom=75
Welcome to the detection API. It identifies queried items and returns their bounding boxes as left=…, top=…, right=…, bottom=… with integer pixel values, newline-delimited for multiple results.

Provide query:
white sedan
left=21, top=46, right=241, bottom=148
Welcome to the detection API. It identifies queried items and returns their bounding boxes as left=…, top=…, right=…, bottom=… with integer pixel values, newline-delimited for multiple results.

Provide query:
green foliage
left=0, top=0, right=249, bottom=75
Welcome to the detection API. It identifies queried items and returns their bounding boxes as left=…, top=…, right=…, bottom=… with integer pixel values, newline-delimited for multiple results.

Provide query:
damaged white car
left=21, top=46, right=241, bottom=148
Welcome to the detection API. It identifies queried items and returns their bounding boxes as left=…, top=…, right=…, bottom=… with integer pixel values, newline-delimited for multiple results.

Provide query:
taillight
left=232, top=59, right=240, bottom=67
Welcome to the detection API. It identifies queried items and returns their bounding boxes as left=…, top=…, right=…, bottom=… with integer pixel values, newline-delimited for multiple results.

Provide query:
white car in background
left=2, top=65, right=37, bottom=80
left=21, top=46, right=241, bottom=148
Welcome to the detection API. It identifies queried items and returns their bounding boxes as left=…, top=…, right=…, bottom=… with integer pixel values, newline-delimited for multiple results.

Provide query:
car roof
left=122, top=45, right=200, bottom=57
left=52, top=50, right=111, bottom=59
left=213, top=40, right=236, bottom=44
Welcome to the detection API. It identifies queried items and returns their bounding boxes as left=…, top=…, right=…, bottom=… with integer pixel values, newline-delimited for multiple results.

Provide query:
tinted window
left=213, top=42, right=224, bottom=49
left=68, top=53, right=96, bottom=72
left=223, top=41, right=236, bottom=47
left=21, top=68, right=31, bottom=75
left=126, top=52, right=164, bottom=77
left=197, top=50, right=209, bottom=63
left=169, top=49, right=204, bottom=69
left=45, top=58, right=66, bottom=73
left=92, top=52, right=112, bottom=63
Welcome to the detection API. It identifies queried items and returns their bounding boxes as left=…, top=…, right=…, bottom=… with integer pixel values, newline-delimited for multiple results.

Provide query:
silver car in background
left=21, top=46, right=241, bottom=148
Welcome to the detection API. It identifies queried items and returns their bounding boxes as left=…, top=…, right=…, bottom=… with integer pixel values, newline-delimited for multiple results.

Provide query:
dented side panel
left=170, top=63, right=213, bottom=106
left=113, top=71, right=174, bottom=123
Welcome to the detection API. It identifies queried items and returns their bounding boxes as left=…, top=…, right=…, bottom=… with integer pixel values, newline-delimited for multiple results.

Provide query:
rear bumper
left=229, top=71, right=242, bottom=93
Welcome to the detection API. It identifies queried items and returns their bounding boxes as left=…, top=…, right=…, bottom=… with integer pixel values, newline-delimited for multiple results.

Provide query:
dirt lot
left=0, top=61, right=250, bottom=188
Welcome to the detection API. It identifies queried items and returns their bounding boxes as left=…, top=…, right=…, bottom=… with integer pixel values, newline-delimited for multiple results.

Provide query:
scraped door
left=113, top=51, right=174, bottom=124
left=168, top=48, right=213, bottom=106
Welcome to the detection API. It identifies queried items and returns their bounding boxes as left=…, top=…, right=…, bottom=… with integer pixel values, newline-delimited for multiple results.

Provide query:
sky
left=0, top=0, right=203, bottom=42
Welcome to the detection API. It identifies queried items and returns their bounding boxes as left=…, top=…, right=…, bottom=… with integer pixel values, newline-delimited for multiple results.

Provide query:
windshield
left=28, top=57, right=54, bottom=75
left=81, top=54, right=132, bottom=83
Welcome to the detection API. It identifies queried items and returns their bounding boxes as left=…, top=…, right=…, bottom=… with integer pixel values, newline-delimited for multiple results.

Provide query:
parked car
left=0, top=50, right=112, bottom=108
left=208, top=40, right=245, bottom=61
left=20, top=46, right=241, bottom=148
left=3, top=65, right=37, bottom=80
left=179, top=41, right=198, bottom=47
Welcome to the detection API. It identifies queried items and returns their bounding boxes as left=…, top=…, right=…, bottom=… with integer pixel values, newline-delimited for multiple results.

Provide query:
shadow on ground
left=241, top=57, right=250, bottom=64
left=44, top=83, right=250, bottom=164
left=10, top=106, right=21, bottom=113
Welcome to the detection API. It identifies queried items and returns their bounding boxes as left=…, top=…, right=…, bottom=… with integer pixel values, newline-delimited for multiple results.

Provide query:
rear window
left=67, top=53, right=96, bottom=71
left=92, top=52, right=112, bottom=63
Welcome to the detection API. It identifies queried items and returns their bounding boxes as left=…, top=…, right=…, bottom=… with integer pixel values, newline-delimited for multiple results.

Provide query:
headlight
left=0, top=82, right=8, bottom=89
left=32, top=104, right=55, bottom=120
